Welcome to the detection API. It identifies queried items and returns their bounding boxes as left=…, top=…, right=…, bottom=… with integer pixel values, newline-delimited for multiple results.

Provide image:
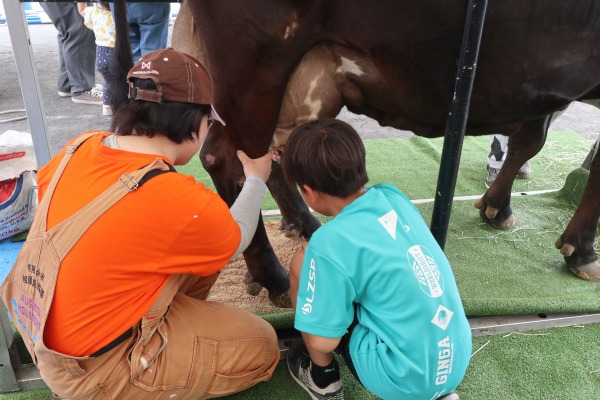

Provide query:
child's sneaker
left=287, top=341, right=344, bottom=400
left=438, top=390, right=460, bottom=400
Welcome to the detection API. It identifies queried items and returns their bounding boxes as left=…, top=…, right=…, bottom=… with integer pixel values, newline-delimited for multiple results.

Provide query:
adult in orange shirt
left=2, top=48, right=279, bottom=399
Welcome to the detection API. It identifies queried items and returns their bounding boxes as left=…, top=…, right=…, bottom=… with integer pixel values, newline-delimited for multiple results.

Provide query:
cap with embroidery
left=127, top=48, right=224, bottom=124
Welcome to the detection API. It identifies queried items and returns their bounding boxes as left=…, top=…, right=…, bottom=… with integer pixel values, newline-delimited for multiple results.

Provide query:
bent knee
left=204, top=331, right=279, bottom=396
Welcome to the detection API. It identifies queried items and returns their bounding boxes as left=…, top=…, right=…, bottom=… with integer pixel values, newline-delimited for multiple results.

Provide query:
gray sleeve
left=229, top=176, right=266, bottom=259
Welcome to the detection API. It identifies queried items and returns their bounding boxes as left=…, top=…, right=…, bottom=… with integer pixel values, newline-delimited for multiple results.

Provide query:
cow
left=110, top=0, right=600, bottom=307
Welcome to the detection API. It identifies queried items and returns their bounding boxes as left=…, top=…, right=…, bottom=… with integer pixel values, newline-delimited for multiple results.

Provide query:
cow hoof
left=490, top=214, right=517, bottom=230
left=283, top=227, right=302, bottom=239
left=243, top=272, right=264, bottom=296
left=245, top=281, right=264, bottom=296
left=269, top=292, right=292, bottom=308
left=569, top=260, right=600, bottom=281
left=556, top=241, right=575, bottom=257
left=474, top=200, right=516, bottom=229
left=484, top=206, right=500, bottom=220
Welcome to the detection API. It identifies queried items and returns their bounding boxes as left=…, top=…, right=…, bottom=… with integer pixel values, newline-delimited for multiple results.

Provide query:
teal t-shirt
left=294, top=184, right=472, bottom=400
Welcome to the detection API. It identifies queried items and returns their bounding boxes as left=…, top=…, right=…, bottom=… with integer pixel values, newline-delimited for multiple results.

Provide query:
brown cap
left=127, top=48, right=224, bottom=124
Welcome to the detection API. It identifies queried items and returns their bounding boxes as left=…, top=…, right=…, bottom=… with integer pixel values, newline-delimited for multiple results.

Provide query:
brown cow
left=111, top=0, right=600, bottom=307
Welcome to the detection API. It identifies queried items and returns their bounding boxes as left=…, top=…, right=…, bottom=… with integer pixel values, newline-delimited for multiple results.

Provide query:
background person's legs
left=56, top=36, right=70, bottom=95
left=488, top=134, right=509, bottom=170
left=96, top=46, right=115, bottom=115
left=39, top=2, right=96, bottom=96
left=486, top=134, right=532, bottom=188
left=127, top=22, right=142, bottom=62
left=126, top=3, right=169, bottom=61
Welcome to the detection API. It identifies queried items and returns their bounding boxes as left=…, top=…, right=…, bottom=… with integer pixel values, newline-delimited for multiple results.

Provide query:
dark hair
left=110, top=78, right=211, bottom=144
left=282, top=118, right=368, bottom=197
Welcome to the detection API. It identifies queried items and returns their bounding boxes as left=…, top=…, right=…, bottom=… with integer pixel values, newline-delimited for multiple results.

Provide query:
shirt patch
left=431, top=305, right=454, bottom=330
left=378, top=209, right=398, bottom=239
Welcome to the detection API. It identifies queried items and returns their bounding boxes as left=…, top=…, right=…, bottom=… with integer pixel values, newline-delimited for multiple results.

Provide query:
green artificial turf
left=220, top=324, right=600, bottom=400
left=421, top=167, right=599, bottom=316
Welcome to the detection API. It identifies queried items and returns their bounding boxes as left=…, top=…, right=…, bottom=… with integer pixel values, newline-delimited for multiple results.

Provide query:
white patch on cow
left=302, top=73, right=324, bottom=119
left=336, top=57, right=365, bottom=76
left=284, top=21, right=298, bottom=40
left=204, top=153, right=217, bottom=166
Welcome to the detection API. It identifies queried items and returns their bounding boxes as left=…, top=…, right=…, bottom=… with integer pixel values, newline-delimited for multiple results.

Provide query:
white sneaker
left=103, top=105, right=113, bottom=116
left=287, top=342, right=344, bottom=400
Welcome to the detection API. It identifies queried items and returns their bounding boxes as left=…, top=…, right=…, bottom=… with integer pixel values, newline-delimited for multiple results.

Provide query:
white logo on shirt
left=408, top=245, right=444, bottom=298
left=435, top=336, right=455, bottom=385
left=431, top=305, right=454, bottom=330
left=378, top=210, right=398, bottom=239
left=301, top=258, right=317, bottom=314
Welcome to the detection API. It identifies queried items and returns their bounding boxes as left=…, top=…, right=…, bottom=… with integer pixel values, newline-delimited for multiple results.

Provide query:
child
left=79, top=2, right=115, bottom=116
left=281, top=119, right=472, bottom=400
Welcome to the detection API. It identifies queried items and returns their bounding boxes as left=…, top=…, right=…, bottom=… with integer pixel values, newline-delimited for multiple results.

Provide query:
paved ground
left=1, top=23, right=599, bottom=159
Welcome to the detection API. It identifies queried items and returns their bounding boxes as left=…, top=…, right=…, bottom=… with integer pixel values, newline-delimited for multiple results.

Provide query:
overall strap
left=46, top=158, right=173, bottom=260
left=29, top=131, right=104, bottom=235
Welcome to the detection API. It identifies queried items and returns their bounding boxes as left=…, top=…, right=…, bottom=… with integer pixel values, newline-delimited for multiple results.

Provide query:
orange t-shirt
left=39, top=132, right=241, bottom=356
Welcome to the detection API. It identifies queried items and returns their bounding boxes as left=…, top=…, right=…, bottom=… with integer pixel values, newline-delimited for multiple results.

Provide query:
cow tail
left=108, top=0, right=133, bottom=131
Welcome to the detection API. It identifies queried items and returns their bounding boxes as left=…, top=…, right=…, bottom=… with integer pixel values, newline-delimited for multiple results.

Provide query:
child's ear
left=302, top=184, right=319, bottom=203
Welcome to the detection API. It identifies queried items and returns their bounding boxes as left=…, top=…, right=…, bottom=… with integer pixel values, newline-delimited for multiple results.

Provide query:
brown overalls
left=1, top=133, right=279, bottom=399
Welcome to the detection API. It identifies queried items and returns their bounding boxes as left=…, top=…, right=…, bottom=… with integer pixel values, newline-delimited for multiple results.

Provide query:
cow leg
left=241, top=214, right=292, bottom=307
left=474, top=117, right=550, bottom=228
left=555, top=149, right=600, bottom=280
left=200, top=129, right=292, bottom=307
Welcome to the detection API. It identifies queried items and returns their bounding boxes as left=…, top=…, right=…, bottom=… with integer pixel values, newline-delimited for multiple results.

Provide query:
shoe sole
left=72, top=98, right=102, bottom=105
left=58, top=91, right=71, bottom=97
left=438, top=392, right=460, bottom=400
left=287, top=361, right=341, bottom=400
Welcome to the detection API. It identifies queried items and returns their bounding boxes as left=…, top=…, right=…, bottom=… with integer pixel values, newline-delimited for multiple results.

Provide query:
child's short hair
left=282, top=118, right=368, bottom=197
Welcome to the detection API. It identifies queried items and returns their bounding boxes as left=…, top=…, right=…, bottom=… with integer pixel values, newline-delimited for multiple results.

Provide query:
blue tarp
left=0, top=239, right=23, bottom=284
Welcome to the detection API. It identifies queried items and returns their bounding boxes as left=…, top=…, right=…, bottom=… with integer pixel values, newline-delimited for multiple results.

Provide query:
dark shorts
left=334, top=305, right=361, bottom=384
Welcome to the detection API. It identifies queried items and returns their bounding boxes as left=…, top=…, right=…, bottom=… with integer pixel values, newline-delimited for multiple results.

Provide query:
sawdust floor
left=207, top=220, right=301, bottom=314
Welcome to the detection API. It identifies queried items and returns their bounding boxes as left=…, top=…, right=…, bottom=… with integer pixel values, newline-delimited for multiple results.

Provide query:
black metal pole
left=430, top=0, right=488, bottom=249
